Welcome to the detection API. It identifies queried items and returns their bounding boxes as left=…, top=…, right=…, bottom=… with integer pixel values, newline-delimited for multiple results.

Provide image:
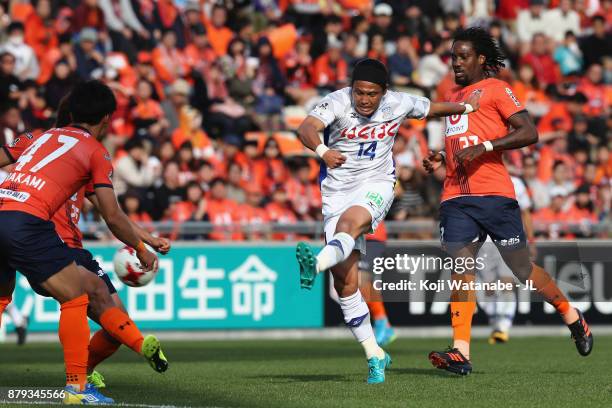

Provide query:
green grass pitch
left=0, top=336, right=610, bottom=408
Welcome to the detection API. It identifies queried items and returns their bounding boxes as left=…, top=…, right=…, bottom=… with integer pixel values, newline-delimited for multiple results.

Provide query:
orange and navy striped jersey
left=441, top=78, right=524, bottom=202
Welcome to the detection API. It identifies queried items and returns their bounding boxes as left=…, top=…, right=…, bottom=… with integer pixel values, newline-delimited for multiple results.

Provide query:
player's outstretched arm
left=427, top=91, right=481, bottom=118
left=87, top=194, right=171, bottom=255
left=94, top=186, right=158, bottom=270
left=297, top=116, right=346, bottom=169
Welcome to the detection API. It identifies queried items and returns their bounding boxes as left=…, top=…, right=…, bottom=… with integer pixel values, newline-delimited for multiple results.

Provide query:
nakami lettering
left=4, top=172, right=47, bottom=190
left=340, top=122, right=399, bottom=140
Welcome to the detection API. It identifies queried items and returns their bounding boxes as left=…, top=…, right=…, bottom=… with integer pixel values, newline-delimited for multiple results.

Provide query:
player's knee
left=333, top=275, right=358, bottom=298
left=89, top=280, right=113, bottom=308
left=335, top=218, right=357, bottom=235
left=505, top=256, right=533, bottom=283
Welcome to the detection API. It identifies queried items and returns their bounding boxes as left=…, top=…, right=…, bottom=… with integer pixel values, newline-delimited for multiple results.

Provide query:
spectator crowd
left=0, top=0, right=610, bottom=240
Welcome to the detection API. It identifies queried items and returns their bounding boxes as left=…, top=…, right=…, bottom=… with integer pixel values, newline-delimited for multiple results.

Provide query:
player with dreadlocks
left=423, top=27, right=593, bottom=375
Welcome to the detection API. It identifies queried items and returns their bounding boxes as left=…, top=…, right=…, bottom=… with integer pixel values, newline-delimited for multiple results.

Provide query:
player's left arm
left=86, top=193, right=171, bottom=255
left=455, top=111, right=538, bottom=164
left=426, top=90, right=481, bottom=118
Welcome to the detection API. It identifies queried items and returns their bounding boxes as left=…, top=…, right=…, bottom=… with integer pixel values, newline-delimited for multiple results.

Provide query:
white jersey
left=309, top=87, right=430, bottom=195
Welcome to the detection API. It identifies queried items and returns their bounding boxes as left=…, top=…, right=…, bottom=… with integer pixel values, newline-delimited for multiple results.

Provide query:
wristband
left=315, top=144, right=329, bottom=158
left=438, top=150, right=447, bottom=161
left=482, top=140, right=493, bottom=152
left=462, top=103, right=474, bottom=114
left=135, top=241, right=146, bottom=254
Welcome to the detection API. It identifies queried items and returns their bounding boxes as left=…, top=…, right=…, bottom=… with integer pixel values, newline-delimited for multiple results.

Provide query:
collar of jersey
left=66, top=124, right=92, bottom=135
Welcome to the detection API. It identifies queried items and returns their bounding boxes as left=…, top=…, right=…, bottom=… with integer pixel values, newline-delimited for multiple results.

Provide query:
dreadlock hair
left=453, top=27, right=505, bottom=76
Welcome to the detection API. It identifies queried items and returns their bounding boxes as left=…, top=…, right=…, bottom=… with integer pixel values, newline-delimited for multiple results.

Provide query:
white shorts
left=322, top=180, right=395, bottom=254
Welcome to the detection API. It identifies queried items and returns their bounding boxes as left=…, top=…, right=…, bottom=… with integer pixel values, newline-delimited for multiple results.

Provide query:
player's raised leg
left=83, top=268, right=168, bottom=379
left=499, top=249, right=593, bottom=355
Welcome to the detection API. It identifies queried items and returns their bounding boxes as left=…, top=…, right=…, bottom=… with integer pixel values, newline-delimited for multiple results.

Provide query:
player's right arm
left=297, top=115, right=346, bottom=169
left=89, top=148, right=158, bottom=270
left=94, top=187, right=158, bottom=270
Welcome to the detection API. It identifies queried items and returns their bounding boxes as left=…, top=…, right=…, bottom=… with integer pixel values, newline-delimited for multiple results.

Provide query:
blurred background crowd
left=0, top=0, right=610, bottom=241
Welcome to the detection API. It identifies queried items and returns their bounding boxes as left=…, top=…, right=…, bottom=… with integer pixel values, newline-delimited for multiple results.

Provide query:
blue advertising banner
left=3, top=244, right=324, bottom=332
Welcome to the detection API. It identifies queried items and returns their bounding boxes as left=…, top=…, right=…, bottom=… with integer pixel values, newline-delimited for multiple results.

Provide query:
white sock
left=317, top=232, right=355, bottom=272
left=339, top=290, right=384, bottom=359
left=493, top=290, right=516, bottom=332
left=6, top=304, right=24, bottom=327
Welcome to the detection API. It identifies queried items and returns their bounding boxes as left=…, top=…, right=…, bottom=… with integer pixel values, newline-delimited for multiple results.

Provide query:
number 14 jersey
left=0, top=126, right=113, bottom=221
left=309, top=87, right=430, bottom=195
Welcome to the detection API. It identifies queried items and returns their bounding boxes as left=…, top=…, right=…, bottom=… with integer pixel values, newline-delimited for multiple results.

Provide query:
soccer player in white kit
left=295, top=59, right=481, bottom=384
left=477, top=176, right=535, bottom=344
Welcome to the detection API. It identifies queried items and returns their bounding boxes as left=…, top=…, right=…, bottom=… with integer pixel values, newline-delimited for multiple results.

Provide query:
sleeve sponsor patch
left=505, top=88, right=521, bottom=107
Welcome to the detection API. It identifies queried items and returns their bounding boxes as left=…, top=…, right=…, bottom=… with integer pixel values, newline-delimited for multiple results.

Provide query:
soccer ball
left=113, top=246, right=158, bottom=287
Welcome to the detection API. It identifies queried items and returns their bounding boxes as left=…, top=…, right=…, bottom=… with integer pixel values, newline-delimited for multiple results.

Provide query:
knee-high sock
left=0, top=296, right=11, bottom=328
left=528, top=264, right=570, bottom=313
left=317, top=233, right=355, bottom=272
left=6, top=304, right=25, bottom=327
left=450, top=274, right=476, bottom=358
left=493, top=289, right=516, bottom=332
left=99, top=307, right=144, bottom=353
left=59, top=294, right=90, bottom=391
left=360, top=280, right=388, bottom=320
left=340, top=290, right=384, bottom=359
left=88, top=330, right=121, bottom=371
left=478, top=289, right=516, bottom=332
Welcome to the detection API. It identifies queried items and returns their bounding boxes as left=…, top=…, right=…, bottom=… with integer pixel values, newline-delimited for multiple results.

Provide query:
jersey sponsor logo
left=505, top=87, right=521, bottom=107
left=381, top=105, right=392, bottom=119
left=0, top=188, right=30, bottom=202
left=340, top=122, right=399, bottom=140
left=445, top=114, right=469, bottom=137
left=3, top=172, right=47, bottom=190
left=313, top=102, right=329, bottom=115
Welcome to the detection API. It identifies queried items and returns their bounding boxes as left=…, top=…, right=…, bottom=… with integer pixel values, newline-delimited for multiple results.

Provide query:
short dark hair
left=55, top=93, right=72, bottom=127
left=68, top=80, right=117, bottom=125
left=351, top=58, right=388, bottom=88
left=453, top=27, right=505, bottom=76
